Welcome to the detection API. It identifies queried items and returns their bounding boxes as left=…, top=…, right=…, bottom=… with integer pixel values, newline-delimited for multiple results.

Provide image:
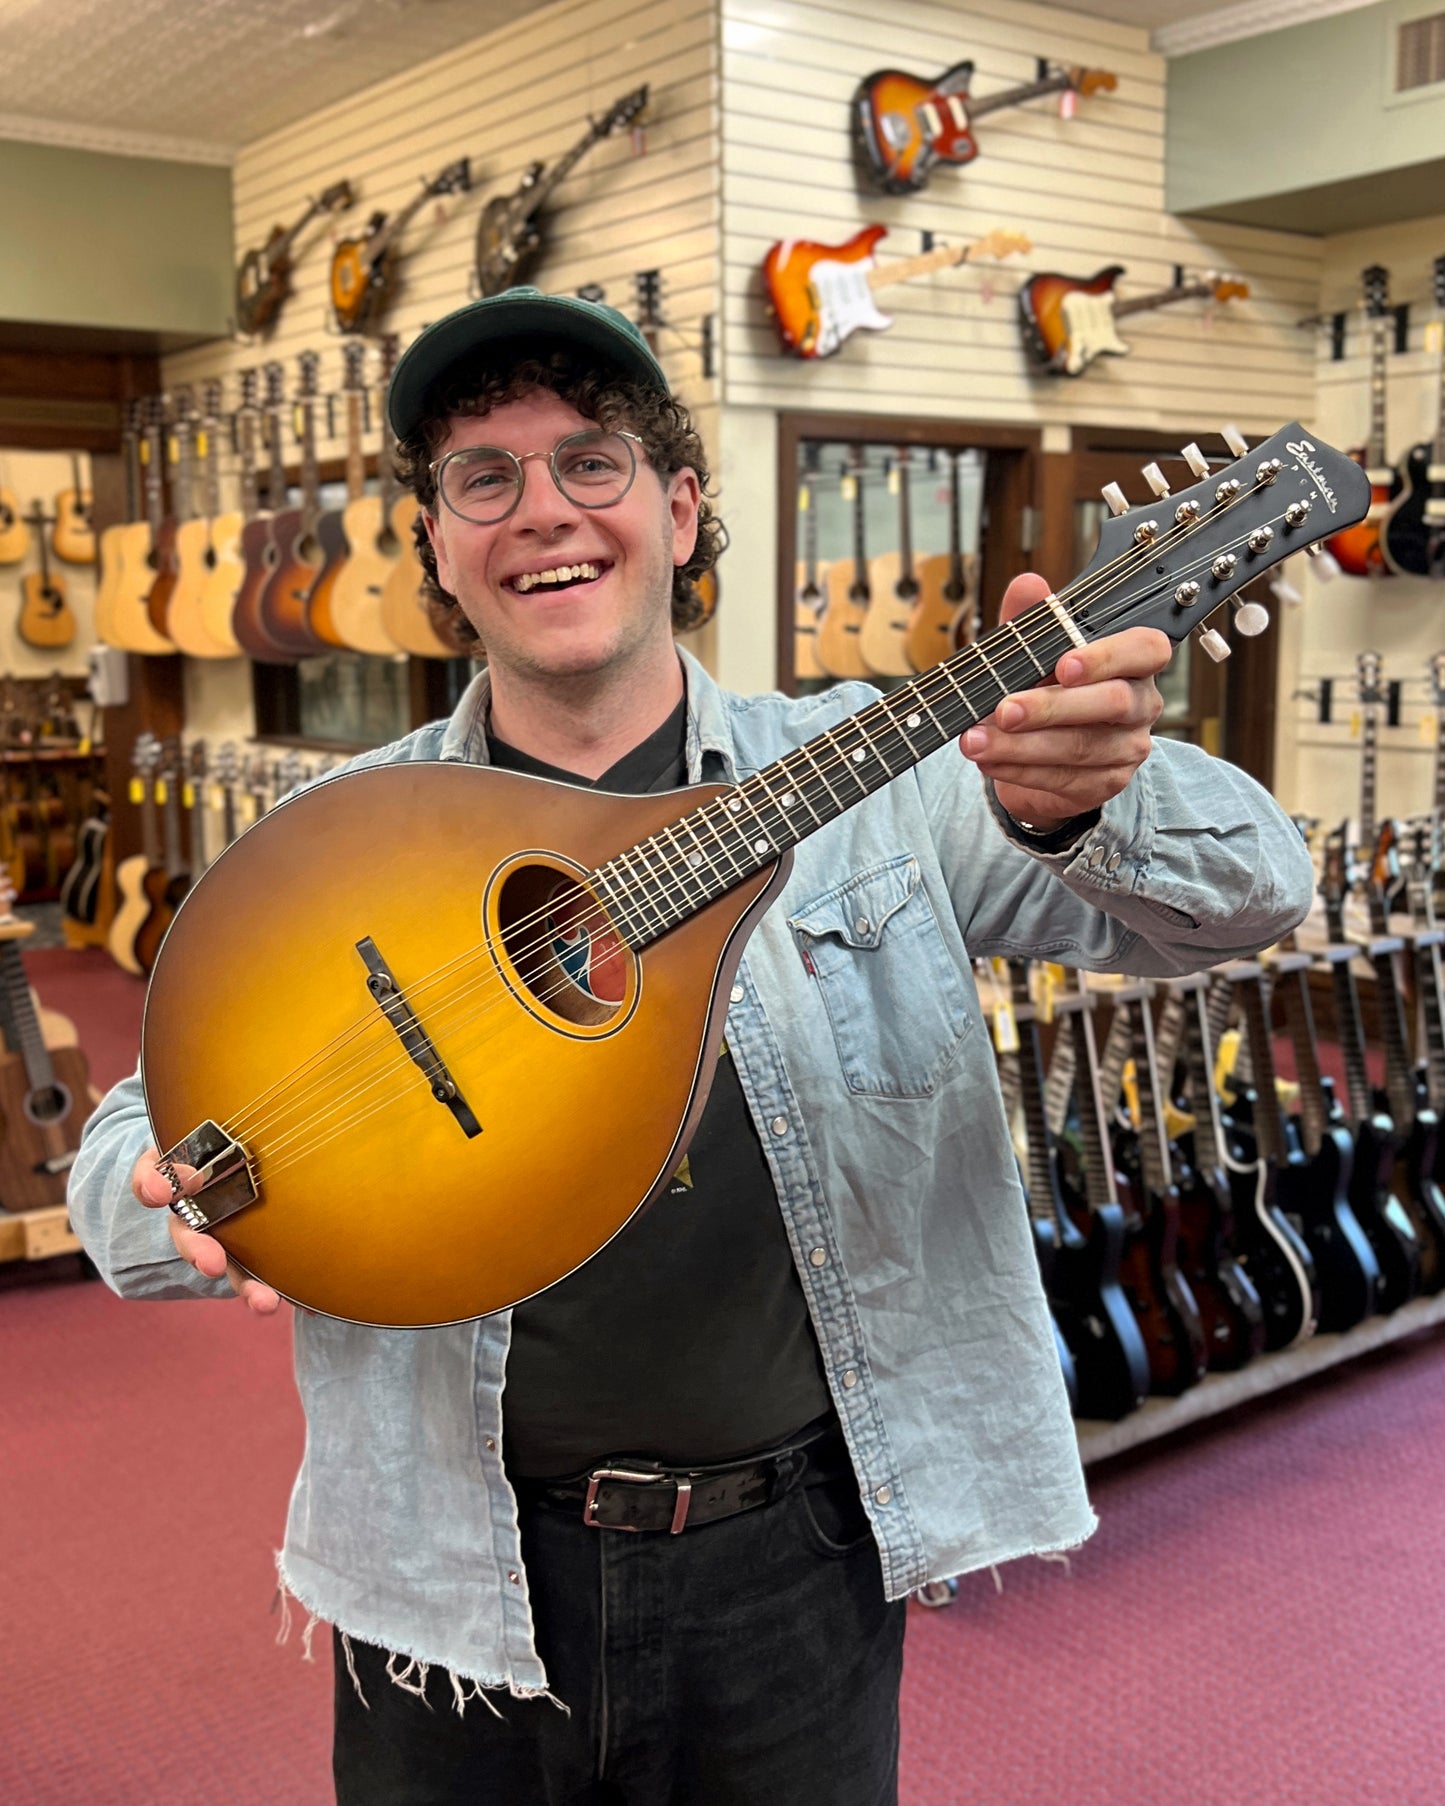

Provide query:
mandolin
left=255, top=353, right=330, bottom=660
left=235, top=179, right=354, bottom=337
left=815, top=448, right=871, bottom=679
left=1018, top=267, right=1249, bottom=379
left=142, top=423, right=1368, bottom=1326
left=792, top=446, right=828, bottom=684
left=1324, top=265, right=1400, bottom=577
left=906, top=449, right=973, bottom=672
left=331, top=160, right=470, bottom=336
left=51, top=455, right=94, bottom=566
left=474, top=88, right=647, bottom=297
left=1382, top=253, right=1445, bottom=578
left=17, top=503, right=76, bottom=651
left=764, top=226, right=1029, bottom=361
left=854, top=59, right=1116, bottom=194
left=860, top=447, right=919, bottom=677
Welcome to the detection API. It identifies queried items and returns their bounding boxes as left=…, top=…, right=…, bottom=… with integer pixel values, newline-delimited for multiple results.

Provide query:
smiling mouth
left=506, top=561, right=611, bottom=595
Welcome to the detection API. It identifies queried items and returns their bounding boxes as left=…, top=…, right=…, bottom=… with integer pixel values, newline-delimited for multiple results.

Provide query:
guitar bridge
left=157, top=1120, right=258, bottom=1231
left=357, top=936, right=481, bottom=1138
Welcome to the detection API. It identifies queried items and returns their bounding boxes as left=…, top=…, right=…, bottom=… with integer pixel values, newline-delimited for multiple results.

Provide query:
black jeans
left=332, top=1468, right=906, bottom=1805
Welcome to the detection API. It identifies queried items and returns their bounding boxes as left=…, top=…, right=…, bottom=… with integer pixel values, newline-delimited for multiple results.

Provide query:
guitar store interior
left=4, top=1, right=1445, bottom=1801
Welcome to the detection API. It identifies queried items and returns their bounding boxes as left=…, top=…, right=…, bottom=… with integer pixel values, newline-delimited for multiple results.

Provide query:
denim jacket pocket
left=789, top=854, right=970, bottom=1098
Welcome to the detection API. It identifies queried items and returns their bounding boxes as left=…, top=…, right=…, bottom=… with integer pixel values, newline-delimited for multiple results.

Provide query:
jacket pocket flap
left=790, top=854, right=920, bottom=950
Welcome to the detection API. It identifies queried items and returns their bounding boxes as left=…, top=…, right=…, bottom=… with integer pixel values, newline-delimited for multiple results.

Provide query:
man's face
left=423, top=389, right=700, bottom=683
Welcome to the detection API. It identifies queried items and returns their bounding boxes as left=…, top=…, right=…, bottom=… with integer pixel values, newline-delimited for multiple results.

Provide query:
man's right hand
left=132, top=1146, right=281, bottom=1315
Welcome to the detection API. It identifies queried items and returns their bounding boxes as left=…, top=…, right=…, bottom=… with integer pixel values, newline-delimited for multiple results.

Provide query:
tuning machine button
left=1256, top=458, right=1283, bottom=485
left=1229, top=595, right=1270, bottom=636
left=1142, top=462, right=1171, bottom=499
left=1215, top=478, right=1242, bottom=504
left=1181, top=443, right=1211, bottom=480
left=1284, top=500, right=1312, bottom=528
left=1304, top=542, right=1327, bottom=559
left=1175, top=499, right=1201, bottom=524
left=1101, top=482, right=1129, bottom=517
left=1134, top=519, right=1161, bottom=545
left=1211, top=552, right=1239, bottom=580
left=1173, top=580, right=1201, bottom=608
left=1197, top=626, right=1231, bottom=662
left=1247, top=526, right=1275, bottom=553
left=1222, top=424, right=1249, bottom=457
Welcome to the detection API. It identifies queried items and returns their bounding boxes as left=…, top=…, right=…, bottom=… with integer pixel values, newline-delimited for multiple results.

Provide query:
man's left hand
left=958, top=572, right=1170, bottom=833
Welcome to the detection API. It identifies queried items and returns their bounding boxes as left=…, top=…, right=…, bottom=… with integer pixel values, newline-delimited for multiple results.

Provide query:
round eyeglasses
left=430, top=429, right=644, bottom=526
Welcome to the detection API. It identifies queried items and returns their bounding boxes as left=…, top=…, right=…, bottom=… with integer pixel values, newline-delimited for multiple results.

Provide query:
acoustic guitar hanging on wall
left=1018, top=266, right=1249, bottom=377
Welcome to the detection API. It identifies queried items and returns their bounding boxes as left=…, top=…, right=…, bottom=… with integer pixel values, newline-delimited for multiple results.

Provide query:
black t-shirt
left=491, top=698, right=834, bottom=1479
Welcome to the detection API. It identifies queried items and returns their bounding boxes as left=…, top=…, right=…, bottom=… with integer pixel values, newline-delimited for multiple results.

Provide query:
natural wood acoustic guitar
left=198, top=369, right=260, bottom=656
left=859, top=446, right=918, bottom=677
left=0, top=477, right=29, bottom=565
left=167, top=385, right=237, bottom=657
left=107, top=733, right=164, bottom=976
left=380, top=496, right=460, bottom=659
left=17, top=504, right=76, bottom=651
left=94, top=402, right=142, bottom=647
left=815, top=447, right=871, bottom=679
left=107, top=400, right=177, bottom=655
left=138, top=422, right=1368, bottom=1326
left=328, top=335, right=406, bottom=655
left=51, top=455, right=94, bottom=565
left=255, top=353, right=330, bottom=659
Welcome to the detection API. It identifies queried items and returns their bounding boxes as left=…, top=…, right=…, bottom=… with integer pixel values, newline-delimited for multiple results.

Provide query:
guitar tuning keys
left=1181, top=443, right=1210, bottom=480
left=1196, top=625, right=1231, bottom=663
left=1229, top=595, right=1270, bottom=637
left=1221, top=423, right=1249, bottom=457
left=1101, top=482, right=1129, bottom=517
left=1142, top=462, right=1171, bottom=499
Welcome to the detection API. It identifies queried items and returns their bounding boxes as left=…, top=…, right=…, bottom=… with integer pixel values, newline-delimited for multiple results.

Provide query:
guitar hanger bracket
left=357, top=935, right=481, bottom=1139
left=1393, top=303, right=1410, bottom=355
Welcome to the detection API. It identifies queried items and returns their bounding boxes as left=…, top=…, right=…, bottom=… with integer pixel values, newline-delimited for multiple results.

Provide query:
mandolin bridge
left=357, top=936, right=481, bottom=1138
left=158, top=1120, right=258, bottom=1231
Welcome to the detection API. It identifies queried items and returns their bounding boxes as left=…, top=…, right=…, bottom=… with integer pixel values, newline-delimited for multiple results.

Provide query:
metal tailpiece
left=158, top=1120, right=258, bottom=1230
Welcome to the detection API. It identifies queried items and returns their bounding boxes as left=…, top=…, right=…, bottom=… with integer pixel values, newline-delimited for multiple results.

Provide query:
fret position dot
left=687, top=852, right=703, bottom=867
left=906, top=715, right=920, bottom=729
left=753, top=839, right=770, bottom=855
left=728, top=798, right=743, bottom=813
left=852, top=748, right=866, bottom=763
left=782, top=793, right=796, bottom=807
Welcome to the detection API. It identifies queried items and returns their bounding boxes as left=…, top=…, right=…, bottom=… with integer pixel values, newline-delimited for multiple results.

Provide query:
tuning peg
left=1181, top=443, right=1210, bottom=480
left=1196, top=626, right=1231, bottom=662
left=1101, top=482, right=1129, bottom=517
left=1221, top=424, right=1249, bottom=457
left=1229, top=595, right=1269, bottom=636
left=1142, top=462, right=1171, bottom=499
left=1305, top=543, right=1341, bottom=581
left=1269, top=572, right=1303, bottom=606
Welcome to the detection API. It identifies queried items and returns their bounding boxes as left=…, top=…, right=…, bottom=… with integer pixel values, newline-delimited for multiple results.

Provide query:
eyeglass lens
left=439, top=430, right=637, bottom=523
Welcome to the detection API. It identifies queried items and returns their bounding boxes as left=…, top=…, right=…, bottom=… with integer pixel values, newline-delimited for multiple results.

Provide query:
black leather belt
left=516, top=1430, right=853, bottom=1535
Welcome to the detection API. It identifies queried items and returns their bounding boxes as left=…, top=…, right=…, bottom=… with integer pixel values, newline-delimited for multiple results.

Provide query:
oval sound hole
left=497, top=864, right=629, bottom=1029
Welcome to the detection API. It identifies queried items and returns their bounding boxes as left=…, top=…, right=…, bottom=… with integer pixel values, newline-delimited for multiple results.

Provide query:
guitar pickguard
left=805, top=258, right=892, bottom=358
left=1059, top=290, right=1130, bottom=375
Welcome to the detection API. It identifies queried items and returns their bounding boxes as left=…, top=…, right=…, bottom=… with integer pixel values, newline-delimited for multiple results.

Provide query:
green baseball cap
left=387, top=286, right=669, bottom=440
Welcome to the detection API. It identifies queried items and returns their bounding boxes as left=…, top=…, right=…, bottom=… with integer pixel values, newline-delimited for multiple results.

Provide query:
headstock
left=318, top=179, right=355, bottom=215
left=263, top=360, right=287, bottom=412
left=1362, top=264, right=1390, bottom=319
left=1065, top=67, right=1117, bottom=98
left=428, top=158, right=472, bottom=198
left=1434, top=254, right=1445, bottom=313
left=238, top=366, right=259, bottom=413
left=188, top=738, right=209, bottom=784
left=1211, top=277, right=1249, bottom=304
left=378, top=333, right=401, bottom=384
left=342, top=339, right=366, bottom=389
left=1073, top=422, right=1369, bottom=664
left=597, top=85, right=649, bottom=137
left=215, top=740, right=241, bottom=791
left=1321, top=821, right=1359, bottom=910
left=201, top=379, right=224, bottom=424
left=1356, top=648, right=1384, bottom=703
left=1430, top=650, right=1445, bottom=707
left=296, top=350, right=320, bottom=401
left=965, top=229, right=1031, bottom=265
left=133, top=730, right=161, bottom=780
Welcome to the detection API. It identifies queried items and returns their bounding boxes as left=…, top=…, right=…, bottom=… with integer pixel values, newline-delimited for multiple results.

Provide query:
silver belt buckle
left=583, top=1466, right=693, bottom=1534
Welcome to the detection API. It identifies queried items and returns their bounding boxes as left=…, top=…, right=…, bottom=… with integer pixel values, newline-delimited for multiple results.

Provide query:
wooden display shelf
left=1077, top=1290, right=1445, bottom=1465
left=0, top=1204, right=82, bottom=1264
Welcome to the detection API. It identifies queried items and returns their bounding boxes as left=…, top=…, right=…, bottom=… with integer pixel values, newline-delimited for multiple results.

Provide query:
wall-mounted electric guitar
left=793, top=446, right=828, bottom=683
left=331, top=159, right=471, bottom=335
left=256, top=353, right=330, bottom=660
left=1324, top=265, right=1400, bottom=576
left=1382, top=253, right=1445, bottom=578
left=17, top=505, right=75, bottom=651
left=109, top=398, right=177, bottom=656
left=906, top=450, right=974, bottom=670
left=861, top=447, right=919, bottom=677
left=1018, top=266, right=1249, bottom=378
left=474, top=87, right=648, bottom=297
left=51, top=455, right=94, bottom=565
left=140, top=420, right=1374, bottom=1326
left=816, top=449, right=871, bottom=679
left=235, top=179, right=355, bottom=337
left=764, top=226, right=1029, bottom=360
left=853, top=59, right=1116, bottom=194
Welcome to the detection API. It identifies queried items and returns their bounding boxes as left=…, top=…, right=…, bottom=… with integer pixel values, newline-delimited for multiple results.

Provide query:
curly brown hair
left=392, top=348, right=723, bottom=652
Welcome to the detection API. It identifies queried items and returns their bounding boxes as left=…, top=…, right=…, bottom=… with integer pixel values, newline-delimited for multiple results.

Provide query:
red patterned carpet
left=3, top=950, right=1442, bottom=1803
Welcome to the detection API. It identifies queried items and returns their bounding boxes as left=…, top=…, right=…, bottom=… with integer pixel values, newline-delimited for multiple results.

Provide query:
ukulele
left=0, top=884, right=93, bottom=1209
left=331, top=159, right=471, bottom=335
left=108, top=399, right=177, bottom=656
left=1018, top=268, right=1249, bottom=378
left=1383, top=253, right=1445, bottom=578
left=1318, top=827, right=1422, bottom=1311
left=1324, top=265, right=1400, bottom=576
left=906, top=449, right=974, bottom=671
left=764, top=226, right=1029, bottom=361
left=1166, top=974, right=1266, bottom=1369
left=51, top=455, right=94, bottom=565
left=325, top=337, right=405, bottom=656
left=17, top=504, right=76, bottom=651
left=854, top=60, right=1116, bottom=194
left=816, top=449, right=871, bottom=679
left=1008, top=961, right=1148, bottom=1419
left=256, top=353, right=330, bottom=660
left=860, top=448, right=919, bottom=678
left=94, top=400, right=143, bottom=648
left=141, top=420, right=1371, bottom=1326
left=1222, top=963, right=1321, bottom=1349
left=474, top=87, right=648, bottom=296
left=792, top=446, right=828, bottom=684
left=167, top=386, right=233, bottom=658
left=235, top=179, right=355, bottom=337
left=106, top=734, right=164, bottom=977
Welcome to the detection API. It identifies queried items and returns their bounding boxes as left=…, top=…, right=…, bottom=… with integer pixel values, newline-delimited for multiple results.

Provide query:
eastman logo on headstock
left=1287, top=438, right=1340, bottom=513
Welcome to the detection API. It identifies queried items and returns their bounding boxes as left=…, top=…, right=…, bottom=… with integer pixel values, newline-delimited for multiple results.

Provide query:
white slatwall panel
left=1274, top=211, right=1445, bottom=825
left=718, top=0, right=1320, bottom=432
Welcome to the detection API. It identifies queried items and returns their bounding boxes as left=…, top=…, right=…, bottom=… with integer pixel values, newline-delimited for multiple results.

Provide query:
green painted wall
left=0, top=139, right=232, bottom=340
left=1167, top=0, right=1445, bottom=232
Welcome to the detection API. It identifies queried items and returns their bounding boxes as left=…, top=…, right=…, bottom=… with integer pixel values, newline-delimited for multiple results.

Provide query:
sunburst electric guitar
left=141, top=424, right=1368, bottom=1328
left=1019, top=267, right=1249, bottom=378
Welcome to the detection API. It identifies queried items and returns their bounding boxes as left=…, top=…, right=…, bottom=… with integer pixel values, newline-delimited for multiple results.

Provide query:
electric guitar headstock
left=1357, top=647, right=1385, bottom=704
left=1062, top=65, right=1118, bottom=99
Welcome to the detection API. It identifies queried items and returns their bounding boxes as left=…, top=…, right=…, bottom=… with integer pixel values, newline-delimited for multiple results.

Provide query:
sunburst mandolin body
left=142, top=764, right=784, bottom=1327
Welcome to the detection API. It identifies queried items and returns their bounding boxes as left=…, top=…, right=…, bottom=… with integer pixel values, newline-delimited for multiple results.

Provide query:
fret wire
left=698, top=797, right=751, bottom=881
left=674, top=811, right=733, bottom=903
left=750, top=767, right=816, bottom=844
left=1003, top=617, right=1047, bottom=678
left=824, top=724, right=874, bottom=799
left=732, top=777, right=784, bottom=860
left=767, top=756, right=825, bottom=829
left=594, top=864, right=645, bottom=946
left=635, top=835, right=696, bottom=929
left=657, top=822, right=717, bottom=912
left=614, top=850, right=670, bottom=938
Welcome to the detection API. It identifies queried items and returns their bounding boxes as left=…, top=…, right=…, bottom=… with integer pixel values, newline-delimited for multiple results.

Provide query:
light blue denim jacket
left=69, top=649, right=1313, bottom=1697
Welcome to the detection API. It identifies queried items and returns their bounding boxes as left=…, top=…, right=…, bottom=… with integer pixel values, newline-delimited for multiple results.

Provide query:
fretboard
left=1275, top=964, right=1328, bottom=1156
left=1179, top=982, right=1226, bottom=1173
left=1235, top=969, right=1287, bottom=1165
left=1368, top=317, right=1389, bottom=469
left=1123, top=988, right=1172, bottom=1197
left=1067, top=992, right=1118, bottom=1211
left=969, top=71, right=1069, bottom=120
left=1008, top=962, right=1060, bottom=1213
left=1359, top=703, right=1378, bottom=853
left=588, top=596, right=1089, bottom=945
left=0, top=939, right=54, bottom=1098
left=1370, top=941, right=1417, bottom=1127
left=1113, top=281, right=1214, bottom=322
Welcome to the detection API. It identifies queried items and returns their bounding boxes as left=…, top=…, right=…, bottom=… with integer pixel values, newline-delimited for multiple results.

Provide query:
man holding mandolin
left=73, top=289, right=1314, bottom=1804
